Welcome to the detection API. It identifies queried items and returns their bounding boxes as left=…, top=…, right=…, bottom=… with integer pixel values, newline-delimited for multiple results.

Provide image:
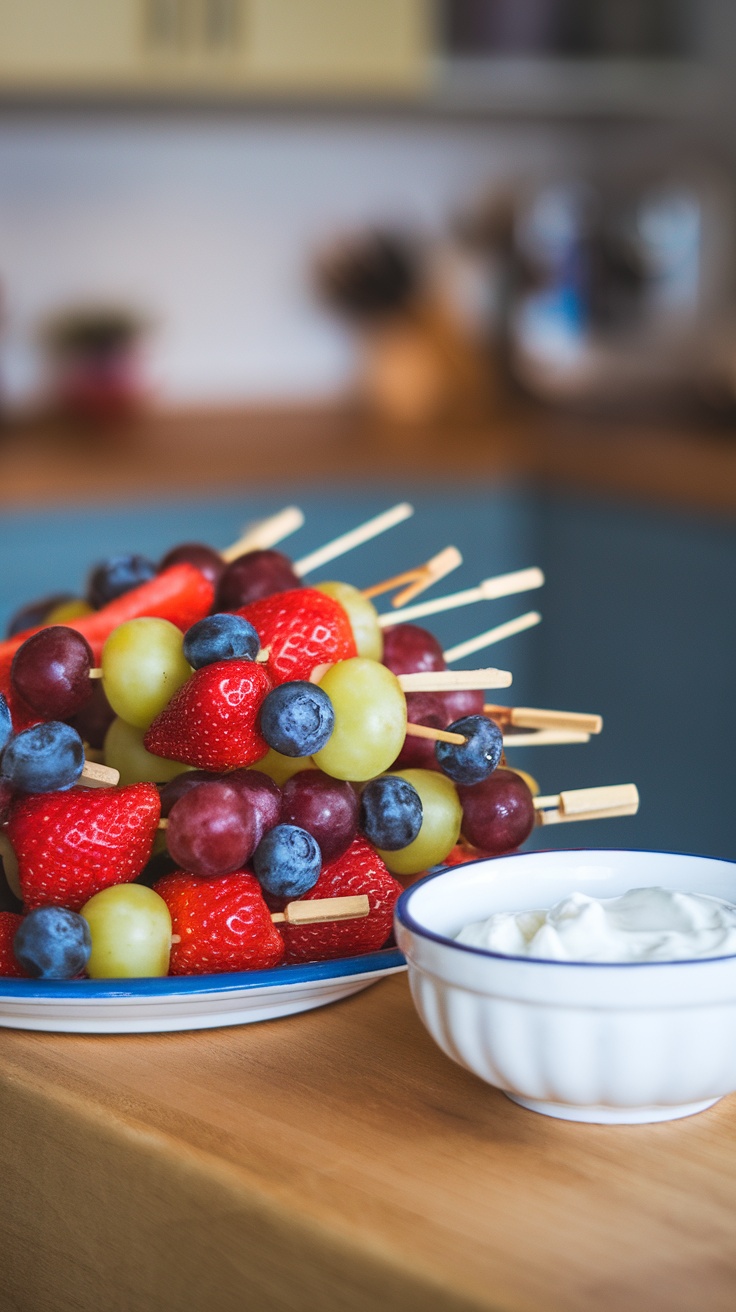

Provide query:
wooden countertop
left=2, top=974, right=736, bottom=1312
left=2, top=403, right=736, bottom=513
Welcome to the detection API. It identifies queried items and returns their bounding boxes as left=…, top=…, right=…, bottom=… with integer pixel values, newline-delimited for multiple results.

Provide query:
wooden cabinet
left=0, top=0, right=429, bottom=95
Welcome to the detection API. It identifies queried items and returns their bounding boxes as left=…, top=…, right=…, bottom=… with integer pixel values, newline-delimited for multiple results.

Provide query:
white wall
left=0, top=110, right=580, bottom=407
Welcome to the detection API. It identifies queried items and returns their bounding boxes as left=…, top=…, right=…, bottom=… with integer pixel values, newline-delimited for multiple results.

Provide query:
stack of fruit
left=0, top=505, right=635, bottom=985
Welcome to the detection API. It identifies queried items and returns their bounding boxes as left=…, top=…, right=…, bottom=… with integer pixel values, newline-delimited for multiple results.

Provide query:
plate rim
left=0, top=947, right=406, bottom=1003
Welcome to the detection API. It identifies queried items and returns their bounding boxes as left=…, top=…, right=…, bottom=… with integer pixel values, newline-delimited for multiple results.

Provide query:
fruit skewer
left=443, top=612, right=542, bottom=663
left=485, top=706, right=603, bottom=734
left=378, top=566, right=545, bottom=628
left=293, top=502, right=414, bottom=577
left=362, top=545, right=463, bottom=608
left=534, top=783, right=639, bottom=825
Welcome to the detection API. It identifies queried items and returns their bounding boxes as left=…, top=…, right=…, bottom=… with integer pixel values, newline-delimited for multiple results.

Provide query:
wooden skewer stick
left=502, top=729, right=591, bottom=747
left=221, top=507, right=305, bottom=563
left=270, top=894, right=370, bottom=926
left=405, top=722, right=466, bottom=746
left=89, top=647, right=270, bottom=682
left=534, top=783, right=639, bottom=826
left=89, top=667, right=104, bottom=679
left=294, top=503, right=414, bottom=578
left=485, top=705, right=603, bottom=735
left=379, top=566, right=544, bottom=628
left=362, top=546, right=463, bottom=608
left=81, top=760, right=120, bottom=787
left=398, top=668, right=513, bottom=692
left=443, top=612, right=542, bottom=663
left=171, top=895, right=370, bottom=940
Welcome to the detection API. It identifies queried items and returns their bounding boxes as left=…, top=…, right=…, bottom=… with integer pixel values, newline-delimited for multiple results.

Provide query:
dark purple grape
left=166, top=781, right=258, bottom=877
left=458, top=769, right=535, bottom=855
left=86, top=554, right=158, bottom=609
left=0, top=778, right=15, bottom=826
left=223, top=770, right=282, bottom=847
left=439, top=688, right=485, bottom=723
left=67, top=679, right=116, bottom=749
left=11, top=627, right=94, bottom=720
left=252, top=825, right=321, bottom=899
left=159, top=770, right=221, bottom=818
left=280, top=769, right=358, bottom=864
left=214, top=549, right=302, bottom=610
left=382, top=623, right=446, bottom=676
left=159, top=542, right=225, bottom=590
left=6, top=594, right=76, bottom=638
left=435, top=715, right=503, bottom=786
left=394, top=691, right=447, bottom=770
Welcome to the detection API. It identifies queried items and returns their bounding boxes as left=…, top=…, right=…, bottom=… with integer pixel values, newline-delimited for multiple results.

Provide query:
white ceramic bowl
left=394, top=849, right=736, bottom=1124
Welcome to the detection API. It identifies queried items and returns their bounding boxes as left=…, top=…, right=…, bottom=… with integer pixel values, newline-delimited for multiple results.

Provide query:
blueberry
left=1, top=722, right=85, bottom=793
left=183, top=614, right=260, bottom=669
left=0, top=693, right=12, bottom=755
left=259, top=682, right=334, bottom=758
left=434, top=714, right=503, bottom=786
left=253, top=824, right=322, bottom=899
left=13, top=906, right=91, bottom=979
left=86, top=554, right=158, bottom=609
left=359, top=776, right=423, bottom=851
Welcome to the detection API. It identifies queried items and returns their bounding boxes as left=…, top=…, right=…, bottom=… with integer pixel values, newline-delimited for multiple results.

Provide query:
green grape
left=104, top=716, right=192, bottom=787
left=82, top=884, right=172, bottom=978
left=377, top=769, right=462, bottom=876
left=313, top=658, right=405, bottom=782
left=44, top=597, right=94, bottom=624
left=253, top=747, right=315, bottom=787
left=316, top=581, right=383, bottom=661
left=101, top=617, right=192, bottom=730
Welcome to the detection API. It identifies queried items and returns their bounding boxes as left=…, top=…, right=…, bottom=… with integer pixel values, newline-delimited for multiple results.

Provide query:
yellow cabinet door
left=0, top=0, right=430, bottom=94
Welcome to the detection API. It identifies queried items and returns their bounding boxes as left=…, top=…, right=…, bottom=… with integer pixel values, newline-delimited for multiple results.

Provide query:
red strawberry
left=144, top=660, right=271, bottom=771
left=0, top=562, right=214, bottom=668
left=6, top=783, right=161, bottom=911
left=241, top=588, right=357, bottom=686
left=278, top=835, right=402, bottom=964
left=0, top=911, right=29, bottom=977
left=154, top=869, right=285, bottom=975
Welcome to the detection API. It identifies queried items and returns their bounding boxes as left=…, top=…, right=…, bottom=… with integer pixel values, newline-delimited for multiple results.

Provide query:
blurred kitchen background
left=0, top=0, right=735, bottom=857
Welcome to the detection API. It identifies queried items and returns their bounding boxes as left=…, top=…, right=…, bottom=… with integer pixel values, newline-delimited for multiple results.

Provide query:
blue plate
left=0, top=949, right=406, bottom=1034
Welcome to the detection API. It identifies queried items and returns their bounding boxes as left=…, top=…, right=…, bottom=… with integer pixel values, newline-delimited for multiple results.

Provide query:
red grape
left=159, top=542, right=225, bottom=590
left=280, top=769, right=358, bottom=863
left=159, top=770, right=220, bottom=817
left=223, top=769, right=282, bottom=847
left=166, top=781, right=259, bottom=877
left=215, top=549, right=302, bottom=610
left=11, top=627, right=94, bottom=719
left=458, top=768, right=535, bottom=855
left=382, top=623, right=446, bottom=676
left=67, top=679, right=116, bottom=749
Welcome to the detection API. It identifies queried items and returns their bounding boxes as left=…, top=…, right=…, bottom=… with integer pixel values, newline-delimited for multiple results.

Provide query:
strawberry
left=0, top=911, right=29, bottom=978
left=144, top=659, right=271, bottom=771
left=278, top=835, right=402, bottom=964
left=241, top=589, right=357, bottom=686
left=6, top=783, right=161, bottom=912
left=0, top=563, right=214, bottom=668
left=154, top=870, right=285, bottom=975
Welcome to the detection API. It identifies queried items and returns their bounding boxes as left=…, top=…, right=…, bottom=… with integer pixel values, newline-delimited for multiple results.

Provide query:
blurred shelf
left=1, top=403, right=735, bottom=514
left=431, top=56, right=724, bottom=119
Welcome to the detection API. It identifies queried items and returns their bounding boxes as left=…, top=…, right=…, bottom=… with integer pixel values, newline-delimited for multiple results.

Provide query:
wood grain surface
left=1, top=403, right=735, bottom=513
left=2, top=973, right=735, bottom=1312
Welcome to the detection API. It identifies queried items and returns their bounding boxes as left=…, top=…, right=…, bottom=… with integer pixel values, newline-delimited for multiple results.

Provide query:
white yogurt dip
left=455, top=886, right=736, bottom=963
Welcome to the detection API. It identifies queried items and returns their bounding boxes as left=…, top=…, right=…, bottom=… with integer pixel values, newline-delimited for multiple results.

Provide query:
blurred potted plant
left=42, top=305, right=151, bottom=423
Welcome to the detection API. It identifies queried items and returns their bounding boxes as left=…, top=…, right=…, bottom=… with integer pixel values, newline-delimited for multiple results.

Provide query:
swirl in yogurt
left=455, top=886, right=736, bottom=963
